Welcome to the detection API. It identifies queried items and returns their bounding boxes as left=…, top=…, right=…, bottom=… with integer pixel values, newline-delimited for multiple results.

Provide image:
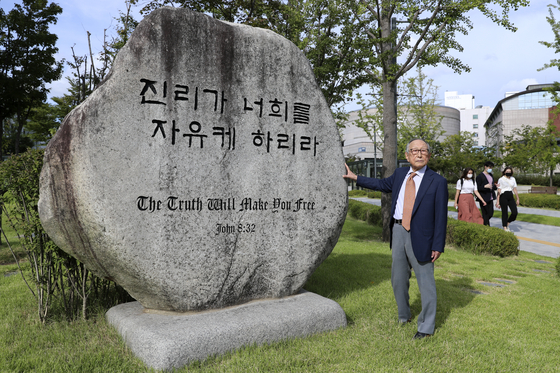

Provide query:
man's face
left=405, top=140, right=431, bottom=171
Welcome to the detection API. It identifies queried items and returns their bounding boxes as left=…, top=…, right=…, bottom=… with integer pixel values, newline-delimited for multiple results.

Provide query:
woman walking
left=496, top=166, right=520, bottom=232
left=454, top=168, right=486, bottom=224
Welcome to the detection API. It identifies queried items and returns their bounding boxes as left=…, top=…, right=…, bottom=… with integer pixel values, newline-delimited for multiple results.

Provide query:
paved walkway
left=351, top=197, right=560, bottom=259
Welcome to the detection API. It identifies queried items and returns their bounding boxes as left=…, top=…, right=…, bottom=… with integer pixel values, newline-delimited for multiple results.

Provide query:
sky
left=2, top=0, right=559, bottom=111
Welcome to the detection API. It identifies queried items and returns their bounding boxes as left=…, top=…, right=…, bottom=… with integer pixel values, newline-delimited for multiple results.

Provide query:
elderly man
left=343, top=139, right=448, bottom=339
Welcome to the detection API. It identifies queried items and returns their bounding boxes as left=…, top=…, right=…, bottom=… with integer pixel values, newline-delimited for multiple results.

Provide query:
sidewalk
left=351, top=197, right=560, bottom=259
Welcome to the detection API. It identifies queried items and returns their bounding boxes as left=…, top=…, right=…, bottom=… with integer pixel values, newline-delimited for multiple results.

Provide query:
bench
left=528, top=186, right=558, bottom=194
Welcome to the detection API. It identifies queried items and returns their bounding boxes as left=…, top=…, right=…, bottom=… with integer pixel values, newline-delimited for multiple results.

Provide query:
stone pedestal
left=106, top=291, right=346, bottom=371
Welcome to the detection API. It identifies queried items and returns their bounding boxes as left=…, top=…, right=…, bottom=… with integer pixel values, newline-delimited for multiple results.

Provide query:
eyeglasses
left=408, top=148, right=429, bottom=155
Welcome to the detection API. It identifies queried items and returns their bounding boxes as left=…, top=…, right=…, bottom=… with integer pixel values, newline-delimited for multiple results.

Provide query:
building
left=484, top=84, right=559, bottom=153
left=342, top=104, right=460, bottom=164
left=444, top=91, right=492, bottom=146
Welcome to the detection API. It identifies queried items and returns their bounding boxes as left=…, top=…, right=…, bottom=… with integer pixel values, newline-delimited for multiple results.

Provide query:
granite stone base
left=106, top=291, right=347, bottom=371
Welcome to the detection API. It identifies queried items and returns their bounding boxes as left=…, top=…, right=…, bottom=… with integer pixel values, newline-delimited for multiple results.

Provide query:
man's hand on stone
left=343, top=164, right=357, bottom=181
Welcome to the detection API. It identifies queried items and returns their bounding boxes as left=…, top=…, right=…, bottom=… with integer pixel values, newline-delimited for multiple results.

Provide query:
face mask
left=487, top=168, right=492, bottom=173
left=505, top=172, right=512, bottom=177
left=467, top=174, right=473, bottom=179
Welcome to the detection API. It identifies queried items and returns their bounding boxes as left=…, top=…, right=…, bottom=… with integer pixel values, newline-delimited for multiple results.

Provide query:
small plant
left=0, top=149, right=131, bottom=322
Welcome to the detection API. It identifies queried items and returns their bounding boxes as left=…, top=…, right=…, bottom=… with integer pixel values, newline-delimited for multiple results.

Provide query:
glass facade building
left=485, top=85, right=558, bottom=154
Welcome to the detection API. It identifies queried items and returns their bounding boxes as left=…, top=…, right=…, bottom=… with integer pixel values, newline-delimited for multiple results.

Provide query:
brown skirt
left=458, top=194, right=484, bottom=225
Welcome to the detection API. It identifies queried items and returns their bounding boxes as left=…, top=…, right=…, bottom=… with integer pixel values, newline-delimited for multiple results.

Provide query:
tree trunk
left=381, top=79, right=398, bottom=242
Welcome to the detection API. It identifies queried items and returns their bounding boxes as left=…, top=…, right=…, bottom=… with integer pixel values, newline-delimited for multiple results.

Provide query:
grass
left=0, top=212, right=25, bottom=265
left=1, top=216, right=560, bottom=372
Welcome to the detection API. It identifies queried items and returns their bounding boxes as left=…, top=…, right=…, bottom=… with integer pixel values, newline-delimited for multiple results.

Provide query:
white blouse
left=497, top=176, right=517, bottom=192
left=456, top=179, right=477, bottom=194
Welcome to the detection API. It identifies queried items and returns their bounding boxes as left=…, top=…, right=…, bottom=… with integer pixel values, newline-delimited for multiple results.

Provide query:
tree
left=353, top=0, right=528, bottom=240
left=27, top=1, right=139, bottom=143
left=429, top=132, right=499, bottom=180
left=501, top=124, right=560, bottom=186
left=539, top=0, right=560, bottom=73
left=0, top=0, right=63, bottom=157
left=539, top=0, right=560, bottom=124
left=397, top=67, right=444, bottom=158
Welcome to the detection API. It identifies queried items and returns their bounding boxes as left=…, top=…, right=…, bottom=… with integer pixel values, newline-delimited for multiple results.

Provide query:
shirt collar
left=407, top=165, right=427, bottom=177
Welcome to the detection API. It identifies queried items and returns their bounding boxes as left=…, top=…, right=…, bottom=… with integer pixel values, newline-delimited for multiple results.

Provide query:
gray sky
left=3, top=0, right=558, bottom=111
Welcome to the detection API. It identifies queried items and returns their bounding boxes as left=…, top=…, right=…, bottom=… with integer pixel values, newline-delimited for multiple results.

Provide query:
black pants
left=479, top=199, right=494, bottom=226
left=499, top=191, right=517, bottom=227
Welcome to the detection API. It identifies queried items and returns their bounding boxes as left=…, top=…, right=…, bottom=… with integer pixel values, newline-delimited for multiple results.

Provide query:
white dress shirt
left=394, top=165, right=426, bottom=220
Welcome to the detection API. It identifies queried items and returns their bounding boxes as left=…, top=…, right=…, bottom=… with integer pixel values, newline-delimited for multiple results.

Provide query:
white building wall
left=444, top=91, right=491, bottom=146
left=444, top=91, right=474, bottom=110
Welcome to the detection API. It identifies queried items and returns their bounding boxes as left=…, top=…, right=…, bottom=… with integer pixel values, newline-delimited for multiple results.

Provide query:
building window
left=473, top=124, right=478, bottom=129
left=473, top=133, right=478, bottom=137
left=474, top=140, right=479, bottom=146
left=473, top=114, right=478, bottom=119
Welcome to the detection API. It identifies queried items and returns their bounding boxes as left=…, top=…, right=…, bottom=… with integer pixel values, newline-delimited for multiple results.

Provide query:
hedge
left=348, top=199, right=383, bottom=227
left=348, top=199, right=519, bottom=257
left=446, top=218, right=519, bottom=257
left=518, top=194, right=560, bottom=210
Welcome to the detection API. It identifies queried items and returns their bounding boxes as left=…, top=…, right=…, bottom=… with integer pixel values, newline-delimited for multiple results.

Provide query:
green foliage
left=539, top=0, right=560, bottom=72
left=518, top=193, right=560, bottom=210
left=446, top=218, right=519, bottom=257
left=429, top=132, right=500, bottom=179
left=557, top=256, right=560, bottom=277
left=1, top=216, right=559, bottom=371
left=513, top=174, right=560, bottom=187
left=348, top=199, right=519, bottom=257
left=398, top=67, right=444, bottom=159
left=1, top=117, right=34, bottom=156
left=448, top=184, right=458, bottom=201
left=0, top=0, right=64, bottom=155
left=501, top=124, right=560, bottom=183
left=348, top=189, right=382, bottom=198
left=132, top=0, right=377, bottom=110
left=0, top=149, right=131, bottom=322
left=347, top=199, right=383, bottom=227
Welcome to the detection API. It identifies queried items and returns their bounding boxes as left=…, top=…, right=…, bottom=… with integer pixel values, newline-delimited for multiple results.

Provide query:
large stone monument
left=39, top=6, right=347, bottom=370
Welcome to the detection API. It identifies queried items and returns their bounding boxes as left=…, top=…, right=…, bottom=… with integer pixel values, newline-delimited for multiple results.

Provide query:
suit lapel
left=412, top=168, right=434, bottom=215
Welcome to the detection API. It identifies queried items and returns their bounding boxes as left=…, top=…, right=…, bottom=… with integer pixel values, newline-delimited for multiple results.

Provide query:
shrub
left=348, top=199, right=383, bottom=227
left=446, top=218, right=519, bottom=257
left=348, top=199, right=519, bottom=257
left=448, top=184, right=457, bottom=201
left=348, top=190, right=368, bottom=197
left=0, top=149, right=131, bottom=322
left=515, top=174, right=560, bottom=188
left=518, top=194, right=560, bottom=210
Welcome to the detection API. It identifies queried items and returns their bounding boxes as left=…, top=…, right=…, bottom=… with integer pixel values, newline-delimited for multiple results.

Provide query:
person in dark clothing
left=476, top=161, right=497, bottom=226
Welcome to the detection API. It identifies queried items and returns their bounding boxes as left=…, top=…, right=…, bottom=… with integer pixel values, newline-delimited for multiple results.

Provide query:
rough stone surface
left=105, top=291, right=347, bottom=371
left=38, top=7, right=347, bottom=312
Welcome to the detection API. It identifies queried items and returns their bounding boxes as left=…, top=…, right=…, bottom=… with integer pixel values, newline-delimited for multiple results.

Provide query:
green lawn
left=1, top=216, right=559, bottom=372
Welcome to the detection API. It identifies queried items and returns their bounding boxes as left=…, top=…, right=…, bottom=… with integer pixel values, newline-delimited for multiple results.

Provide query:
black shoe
left=413, top=331, right=432, bottom=340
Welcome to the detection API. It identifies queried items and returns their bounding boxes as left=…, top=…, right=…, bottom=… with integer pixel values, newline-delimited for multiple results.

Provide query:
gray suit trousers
left=392, top=223, right=437, bottom=334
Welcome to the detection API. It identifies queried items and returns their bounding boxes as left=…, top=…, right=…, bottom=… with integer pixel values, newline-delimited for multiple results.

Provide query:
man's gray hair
left=405, top=139, right=431, bottom=153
